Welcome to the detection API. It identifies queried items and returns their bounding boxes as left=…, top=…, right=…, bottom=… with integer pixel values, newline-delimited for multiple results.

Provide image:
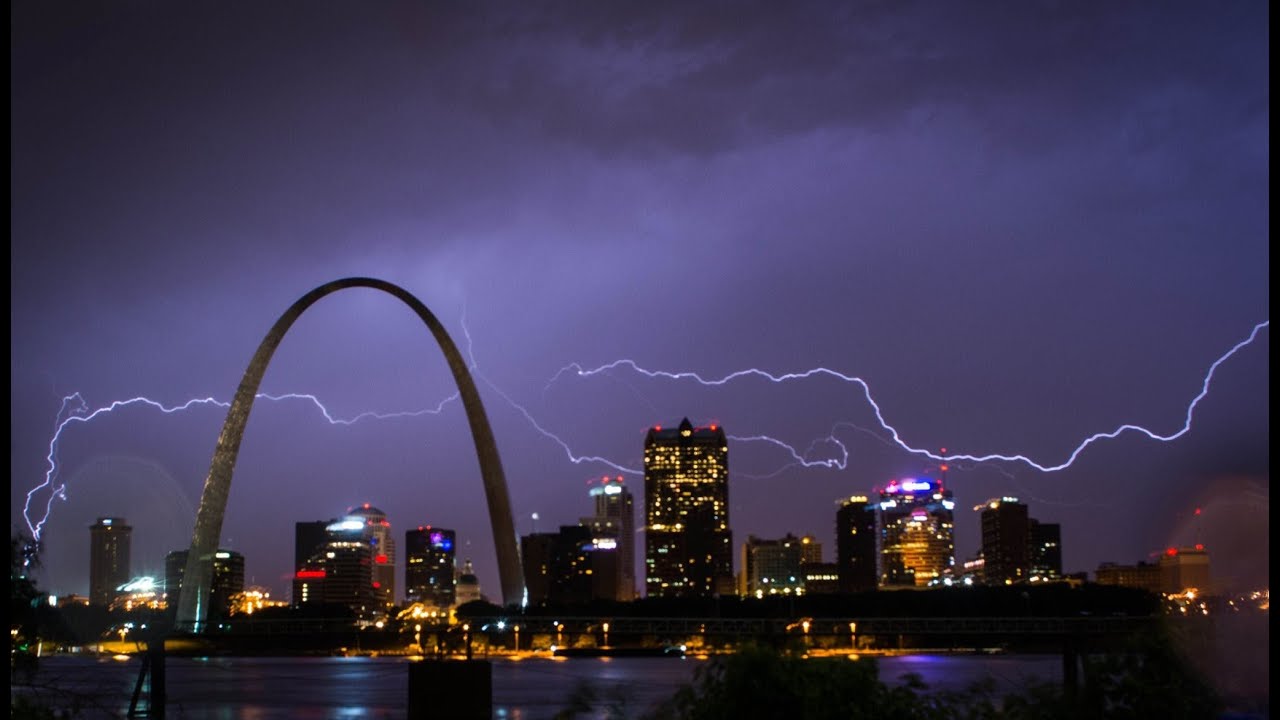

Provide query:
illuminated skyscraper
left=644, top=418, right=732, bottom=598
left=165, top=549, right=245, bottom=618
left=292, top=516, right=376, bottom=615
left=405, top=526, right=456, bottom=607
left=1029, top=519, right=1062, bottom=581
left=348, top=504, right=396, bottom=607
left=979, top=497, right=1030, bottom=585
left=581, top=475, right=636, bottom=600
left=521, top=525, right=615, bottom=606
left=89, top=517, right=131, bottom=607
left=877, top=477, right=955, bottom=588
left=836, top=496, right=878, bottom=593
left=1159, top=545, right=1211, bottom=594
left=740, top=534, right=805, bottom=596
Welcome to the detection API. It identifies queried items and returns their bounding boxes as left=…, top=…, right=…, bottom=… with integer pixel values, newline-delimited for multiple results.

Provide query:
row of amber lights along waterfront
left=69, top=418, right=1247, bottom=634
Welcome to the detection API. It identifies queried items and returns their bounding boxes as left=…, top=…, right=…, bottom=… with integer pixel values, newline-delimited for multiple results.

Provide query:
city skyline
left=11, top=3, right=1268, bottom=603
left=56, top=456, right=1232, bottom=605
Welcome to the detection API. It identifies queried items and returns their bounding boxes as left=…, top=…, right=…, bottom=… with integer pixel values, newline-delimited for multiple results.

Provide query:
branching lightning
left=24, top=391, right=459, bottom=540
left=460, top=305, right=641, bottom=476
left=25, top=319, right=1266, bottom=541
left=550, top=321, right=1269, bottom=474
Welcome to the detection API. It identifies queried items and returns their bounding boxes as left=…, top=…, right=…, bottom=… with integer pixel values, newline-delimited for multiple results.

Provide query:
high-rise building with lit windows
left=405, top=526, right=456, bottom=607
left=89, top=517, right=131, bottom=607
left=877, top=477, right=955, bottom=588
left=292, top=516, right=376, bottom=615
left=581, top=475, right=636, bottom=600
left=644, top=418, right=732, bottom=598
left=165, top=549, right=245, bottom=618
left=979, top=497, right=1030, bottom=585
left=1029, top=519, right=1062, bottom=581
left=1159, top=545, right=1211, bottom=594
left=521, top=525, right=618, bottom=606
left=740, top=534, right=805, bottom=596
left=347, top=504, right=395, bottom=607
left=836, top=495, right=878, bottom=593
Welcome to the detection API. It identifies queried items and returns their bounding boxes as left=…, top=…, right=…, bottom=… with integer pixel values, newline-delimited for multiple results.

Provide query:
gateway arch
left=175, top=277, right=523, bottom=633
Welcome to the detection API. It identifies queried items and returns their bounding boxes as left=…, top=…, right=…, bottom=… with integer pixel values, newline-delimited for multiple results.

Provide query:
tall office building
left=348, top=504, right=396, bottom=607
left=799, top=535, right=822, bottom=565
left=836, top=496, right=878, bottom=593
left=521, top=526, right=616, bottom=606
left=878, top=477, right=955, bottom=588
left=1029, top=520, right=1062, bottom=581
left=292, top=516, right=376, bottom=616
left=295, top=520, right=330, bottom=570
left=740, top=534, right=805, bottom=596
left=644, top=418, right=732, bottom=598
left=1159, top=546, right=1211, bottom=594
left=89, top=517, right=132, bottom=607
left=165, top=549, right=245, bottom=618
left=580, top=475, right=636, bottom=600
left=405, top=526, right=456, bottom=607
left=979, top=497, right=1031, bottom=585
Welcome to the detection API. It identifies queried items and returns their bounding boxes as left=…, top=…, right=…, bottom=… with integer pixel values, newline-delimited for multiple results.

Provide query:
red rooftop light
left=1166, top=547, right=1178, bottom=557
left=1194, top=544, right=1204, bottom=550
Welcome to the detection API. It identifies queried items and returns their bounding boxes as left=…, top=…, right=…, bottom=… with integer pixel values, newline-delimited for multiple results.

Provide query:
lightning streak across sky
left=24, top=391, right=460, bottom=540
left=24, top=320, right=1266, bottom=541
left=549, top=320, right=1269, bottom=473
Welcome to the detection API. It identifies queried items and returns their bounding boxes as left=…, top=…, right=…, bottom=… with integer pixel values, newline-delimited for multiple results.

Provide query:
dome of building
left=347, top=503, right=387, bottom=517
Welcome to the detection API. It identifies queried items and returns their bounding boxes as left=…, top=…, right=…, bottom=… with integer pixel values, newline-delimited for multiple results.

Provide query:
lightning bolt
left=25, top=319, right=1266, bottom=541
left=24, top=391, right=460, bottom=540
left=549, top=320, right=1269, bottom=474
left=459, top=306, right=642, bottom=475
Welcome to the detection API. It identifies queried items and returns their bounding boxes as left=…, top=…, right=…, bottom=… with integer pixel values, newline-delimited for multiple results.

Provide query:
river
left=13, top=652, right=1069, bottom=719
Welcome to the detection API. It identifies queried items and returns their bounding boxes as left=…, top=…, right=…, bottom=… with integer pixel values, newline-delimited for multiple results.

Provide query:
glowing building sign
left=429, top=531, right=453, bottom=551
left=900, top=479, right=933, bottom=492
left=326, top=518, right=364, bottom=533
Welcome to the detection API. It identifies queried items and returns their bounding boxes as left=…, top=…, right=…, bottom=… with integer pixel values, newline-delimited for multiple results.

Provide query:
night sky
left=11, top=2, right=1269, bottom=602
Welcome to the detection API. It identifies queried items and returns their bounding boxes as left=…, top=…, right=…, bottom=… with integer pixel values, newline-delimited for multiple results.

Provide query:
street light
left=602, top=622, right=610, bottom=647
